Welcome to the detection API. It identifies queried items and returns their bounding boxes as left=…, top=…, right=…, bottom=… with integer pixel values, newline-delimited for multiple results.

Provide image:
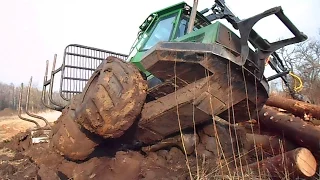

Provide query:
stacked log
left=244, top=147, right=317, bottom=178
left=244, top=95, right=320, bottom=178
left=259, top=105, right=320, bottom=157
left=204, top=95, right=320, bottom=179
left=138, top=98, right=320, bottom=179
left=266, top=95, right=320, bottom=119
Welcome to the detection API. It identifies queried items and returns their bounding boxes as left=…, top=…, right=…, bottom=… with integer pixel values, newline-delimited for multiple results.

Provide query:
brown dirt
left=0, top=132, right=37, bottom=180
left=50, top=108, right=102, bottom=160
left=0, top=111, right=61, bottom=141
left=0, top=110, right=318, bottom=179
left=0, top=119, right=245, bottom=180
left=0, top=131, right=201, bottom=180
left=0, top=108, right=16, bottom=117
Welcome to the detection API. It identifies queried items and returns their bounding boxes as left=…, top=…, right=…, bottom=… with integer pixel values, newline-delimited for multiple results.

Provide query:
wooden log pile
left=240, top=95, right=320, bottom=178
left=140, top=95, right=320, bottom=179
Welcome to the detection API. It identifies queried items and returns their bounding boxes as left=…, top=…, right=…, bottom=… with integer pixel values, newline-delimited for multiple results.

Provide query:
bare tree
left=278, top=32, right=320, bottom=104
left=0, top=81, right=66, bottom=112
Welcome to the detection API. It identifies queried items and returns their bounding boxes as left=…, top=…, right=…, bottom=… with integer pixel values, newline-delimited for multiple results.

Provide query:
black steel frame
left=59, top=44, right=128, bottom=101
left=41, top=44, right=128, bottom=111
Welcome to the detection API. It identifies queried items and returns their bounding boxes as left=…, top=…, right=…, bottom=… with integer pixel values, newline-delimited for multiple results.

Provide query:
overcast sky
left=0, top=0, right=319, bottom=89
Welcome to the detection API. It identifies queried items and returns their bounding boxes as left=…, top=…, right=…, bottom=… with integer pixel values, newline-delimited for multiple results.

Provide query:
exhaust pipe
left=187, top=0, right=199, bottom=33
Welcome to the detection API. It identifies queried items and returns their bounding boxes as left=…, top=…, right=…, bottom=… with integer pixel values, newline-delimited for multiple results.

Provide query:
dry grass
left=173, top=59, right=319, bottom=180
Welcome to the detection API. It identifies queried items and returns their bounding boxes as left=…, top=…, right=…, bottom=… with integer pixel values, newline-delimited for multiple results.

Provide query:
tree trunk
left=245, top=133, right=296, bottom=158
left=244, top=147, right=317, bottom=178
left=266, top=95, right=320, bottom=119
left=259, top=106, right=320, bottom=157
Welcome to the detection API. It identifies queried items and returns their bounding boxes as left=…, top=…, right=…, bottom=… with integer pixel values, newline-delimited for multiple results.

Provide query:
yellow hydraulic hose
left=289, top=71, right=303, bottom=92
left=265, top=56, right=303, bottom=92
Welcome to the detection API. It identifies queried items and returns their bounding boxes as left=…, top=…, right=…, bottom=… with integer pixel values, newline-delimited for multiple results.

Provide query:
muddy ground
left=0, top=110, right=318, bottom=180
left=0, top=111, right=253, bottom=180
left=0, top=131, right=223, bottom=180
left=0, top=136, right=198, bottom=180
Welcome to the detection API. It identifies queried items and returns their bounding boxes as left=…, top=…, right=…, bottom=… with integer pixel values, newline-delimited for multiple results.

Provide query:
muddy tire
left=50, top=106, right=101, bottom=160
left=74, top=56, right=147, bottom=138
left=50, top=57, right=147, bottom=160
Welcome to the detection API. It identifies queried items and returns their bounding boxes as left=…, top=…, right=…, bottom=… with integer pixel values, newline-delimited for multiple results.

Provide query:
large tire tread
left=74, top=56, right=147, bottom=138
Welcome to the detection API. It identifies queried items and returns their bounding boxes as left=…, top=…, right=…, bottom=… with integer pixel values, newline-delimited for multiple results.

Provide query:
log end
left=296, top=148, right=317, bottom=177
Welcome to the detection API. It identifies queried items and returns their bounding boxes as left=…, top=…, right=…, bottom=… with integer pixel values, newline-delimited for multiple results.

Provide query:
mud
left=0, top=119, right=249, bottom=180
left=2, top=113, right=315, bottom=179
left=0, top=133, right=37, bottom=180
left=50, top=109, right=101, bottom=161
left=0, top=133, right=192, bottom=180
left=0, top=150, right=38, bottom=180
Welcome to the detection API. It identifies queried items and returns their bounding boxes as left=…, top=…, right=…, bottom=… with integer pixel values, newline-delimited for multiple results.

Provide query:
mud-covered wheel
left=74, top=56, right=148, bottom=138
left=50, top=106, right=101, bottom=160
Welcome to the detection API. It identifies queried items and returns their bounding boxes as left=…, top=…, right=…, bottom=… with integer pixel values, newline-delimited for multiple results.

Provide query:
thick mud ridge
left=3, top=114, right=318, bottom=180
left=0, top=133, right=200, bottom=180
left=0, top=121, right=257, bottom=180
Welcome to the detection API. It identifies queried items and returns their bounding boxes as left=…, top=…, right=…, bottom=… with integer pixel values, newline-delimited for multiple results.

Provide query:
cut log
left=244, top=147, right=317, bottom=178
left=266, top=95, right=320, bottom=120
left=141, top=134, right=199, bottom=155
left=259, top=106, right=320, bottom=157
left=245, top=133, right=295, bottom=157
left=237, top=120, right=261, bottom=134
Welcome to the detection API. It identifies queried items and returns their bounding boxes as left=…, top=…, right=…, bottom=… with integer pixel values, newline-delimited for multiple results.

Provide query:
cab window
left=142, top=14, right=177, bottom=50
left=176, top=18, right=188, bottom=38
left=175, top=14, right=208, bottom=39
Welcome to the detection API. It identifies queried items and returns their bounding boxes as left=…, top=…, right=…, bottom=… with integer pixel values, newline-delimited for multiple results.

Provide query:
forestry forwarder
left=18, top=0, right=307, bottom=160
